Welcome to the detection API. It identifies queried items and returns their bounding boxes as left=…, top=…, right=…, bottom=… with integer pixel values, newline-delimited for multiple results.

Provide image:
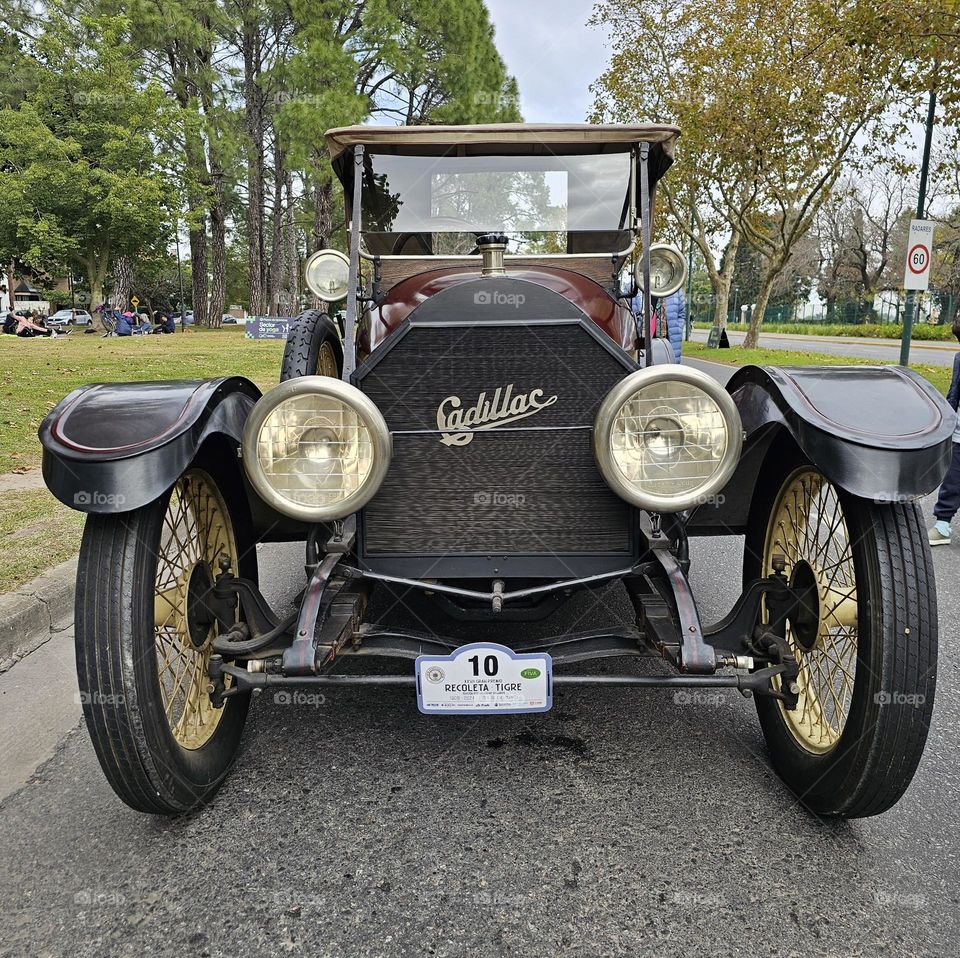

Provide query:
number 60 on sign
left=903, top=219, right=934, bottom=291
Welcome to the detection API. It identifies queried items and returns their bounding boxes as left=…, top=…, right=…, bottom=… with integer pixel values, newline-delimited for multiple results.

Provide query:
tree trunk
left=209, top=170, right=227, bottom=328
left=308, top=179, right=334, bottom=310
left=269, top=148, right=286, bottom=315
left=743, top=270, right=777, bottom=348
left=189, top=220, right=208, bottom=327
left=85, top=258, right=109, bottom=330
left=243, top=18, right=267, bottom=316
left=712, top=230, right=741, bottom=328
left=311, top=179, right=334, bottom=251
left=282, top=171, right=299, bottom=315
left=5, top=262, right=15, bottom=313
left=112, top=255, right=133, bottom=311
left=169, top=39, right=211, bottom=329
left=184, top=119, right=210, bottom=328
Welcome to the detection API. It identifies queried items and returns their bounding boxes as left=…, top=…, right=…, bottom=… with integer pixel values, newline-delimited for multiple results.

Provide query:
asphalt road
left=1, top=358, right=958, bottom=957
left=689, top=327, right=959, bottom=366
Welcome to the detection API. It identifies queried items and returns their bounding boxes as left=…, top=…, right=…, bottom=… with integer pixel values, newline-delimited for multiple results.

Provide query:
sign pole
left=900, top=84, right=938, bottom=366
left=684, top=191, right=695, bottom=340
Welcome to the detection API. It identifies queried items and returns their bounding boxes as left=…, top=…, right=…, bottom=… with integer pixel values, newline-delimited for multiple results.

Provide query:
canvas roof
left=325, top=123, right=680, bottom=161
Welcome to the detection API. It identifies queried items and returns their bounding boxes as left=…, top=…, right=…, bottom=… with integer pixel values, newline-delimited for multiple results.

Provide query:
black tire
left=75, top=459, right=255, bottom=814
left=280, top=309, right=343, bottom=381
left=744, top=457, right=937, bottom=818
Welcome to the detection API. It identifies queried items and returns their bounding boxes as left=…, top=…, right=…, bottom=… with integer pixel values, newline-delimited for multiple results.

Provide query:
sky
left=484, top=2, right=933, bottom=190
left=485, top=0, right=612, bottom=124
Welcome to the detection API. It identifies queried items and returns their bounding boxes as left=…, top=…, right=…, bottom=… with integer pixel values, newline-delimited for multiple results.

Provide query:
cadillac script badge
left=437, top=384, right=558, bottom=446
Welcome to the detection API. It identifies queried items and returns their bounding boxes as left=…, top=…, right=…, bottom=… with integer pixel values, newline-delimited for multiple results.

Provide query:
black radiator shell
left=353, top=277, right=641, bottom=579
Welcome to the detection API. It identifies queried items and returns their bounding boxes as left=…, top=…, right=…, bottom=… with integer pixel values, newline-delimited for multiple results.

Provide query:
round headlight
left=304, top=249, right=350, bottom=302
left=594, top=366, right=742, bottom=512
left=242, top=377, right=391, bottom=522
left=635, top=243, right=687, bottom=298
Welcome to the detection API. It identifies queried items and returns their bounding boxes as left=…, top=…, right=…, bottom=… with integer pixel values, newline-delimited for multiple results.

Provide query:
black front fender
left=689, top=364, right=955, bottom=534
left=40, top=377, right=261, bottom=513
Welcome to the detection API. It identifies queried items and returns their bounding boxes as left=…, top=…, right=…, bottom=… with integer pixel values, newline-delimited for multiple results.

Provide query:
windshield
left=360, top=151, right=632, bottom=255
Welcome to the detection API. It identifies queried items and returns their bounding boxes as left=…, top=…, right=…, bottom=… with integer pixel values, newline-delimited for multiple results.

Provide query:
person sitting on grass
left=929, top=322, right=960, bottom=546
left=15, top=311, right=60, bottom=338
left=2, top=311, right=17, bottom=334
left=114, top=310, right=133, bottom=336
left=130, top=312, right=152, bottom=334
left=154, top=312, right=176, bottom=334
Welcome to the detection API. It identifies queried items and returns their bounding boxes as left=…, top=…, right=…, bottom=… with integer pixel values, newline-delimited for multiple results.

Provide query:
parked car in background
left=175, top=311, right=195, bottom=326
left=47, top=309, right=92, bottom=327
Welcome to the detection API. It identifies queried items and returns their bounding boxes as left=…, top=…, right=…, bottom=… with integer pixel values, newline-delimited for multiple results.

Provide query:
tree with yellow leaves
left=592, top=0, right=954, bottom=344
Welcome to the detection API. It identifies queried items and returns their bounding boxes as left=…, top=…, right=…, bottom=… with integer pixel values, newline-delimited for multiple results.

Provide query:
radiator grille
left=358, top=320, right=635, bottom=559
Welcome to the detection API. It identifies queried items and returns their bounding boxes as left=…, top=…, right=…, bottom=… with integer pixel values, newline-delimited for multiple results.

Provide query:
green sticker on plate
left=520, top=667, right=541, bottom=679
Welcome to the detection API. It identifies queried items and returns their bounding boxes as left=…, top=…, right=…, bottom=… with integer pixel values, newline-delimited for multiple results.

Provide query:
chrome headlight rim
left=594, top=365, right=742, bottom=513
left=242, top=376, right=391, bottom=522
left=304, top=248, right=350, bottom=302
left=635, top=242, right=688, bottom=298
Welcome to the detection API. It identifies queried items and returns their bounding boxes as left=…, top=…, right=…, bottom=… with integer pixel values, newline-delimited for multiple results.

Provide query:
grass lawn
left=0, top=328, right=951, bottom=593
left=0, top=326, right=283, bottom=592
left=0, top=496, right=86, bottom=593
left=684, top=342, right=952, bottom=396
left=0, top=326, right=283, bottom=473
left=691, top=321, right=954, bottom=341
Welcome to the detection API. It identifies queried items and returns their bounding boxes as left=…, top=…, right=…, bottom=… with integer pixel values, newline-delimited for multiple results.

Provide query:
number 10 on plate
left=415, top=643, right=552, bottom=715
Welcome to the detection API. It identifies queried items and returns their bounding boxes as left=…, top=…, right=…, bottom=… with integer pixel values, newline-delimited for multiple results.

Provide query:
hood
left=361, top=264, right=636, bottom=356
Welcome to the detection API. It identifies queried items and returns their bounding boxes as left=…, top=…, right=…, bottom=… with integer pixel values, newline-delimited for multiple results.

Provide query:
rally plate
left=415, top=643, right=552, bottom=715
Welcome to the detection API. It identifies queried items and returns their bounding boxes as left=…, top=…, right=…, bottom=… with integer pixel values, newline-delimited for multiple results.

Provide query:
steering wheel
left=391, top=233, right=432, bottom=255
left=389, top=217, right=487, bottom=255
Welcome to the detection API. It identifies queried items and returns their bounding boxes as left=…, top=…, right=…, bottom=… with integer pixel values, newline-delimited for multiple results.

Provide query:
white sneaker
left=929, top=526, right=951, bottom=547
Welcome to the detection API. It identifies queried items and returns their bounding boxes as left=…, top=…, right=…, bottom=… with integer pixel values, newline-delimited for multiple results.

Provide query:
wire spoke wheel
left=316, top=340, right=339, bottom=377
left=153, top=470, right=237, bottom=750
left=75, top=451, right=253, bottom=814
left=764, top=468, right=858, bottom=754
left=746, top=453, right=937, bottom=817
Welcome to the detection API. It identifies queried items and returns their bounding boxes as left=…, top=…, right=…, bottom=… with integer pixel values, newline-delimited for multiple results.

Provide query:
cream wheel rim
left=317, top=341, right=338, bottom=377
left=763, top=468, right=859, bottom=754
left=153, top=470, right=237, bottom=750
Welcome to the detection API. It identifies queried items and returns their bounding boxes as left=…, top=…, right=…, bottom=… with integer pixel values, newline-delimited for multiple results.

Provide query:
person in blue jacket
left=154, top=312, right=176, bottom=334
left=929, top=326, right=960, bottom=546
left=629, top=289, right=686, bottom=362
left=114, top=311, right=132, bottom=336
left=661, top=289, right=686, bottom=363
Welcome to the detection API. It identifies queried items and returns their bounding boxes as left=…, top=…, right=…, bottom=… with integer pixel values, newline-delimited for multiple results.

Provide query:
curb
left=0, top=558, right=77, bottom=672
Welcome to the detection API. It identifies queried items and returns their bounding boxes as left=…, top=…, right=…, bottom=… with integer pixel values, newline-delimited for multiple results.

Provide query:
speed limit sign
left=903, top=219, right=934, bottom=291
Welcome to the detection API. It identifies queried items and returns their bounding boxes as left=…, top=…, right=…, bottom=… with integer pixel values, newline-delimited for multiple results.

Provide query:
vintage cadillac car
left=41, top=124, right=953, bottom=817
